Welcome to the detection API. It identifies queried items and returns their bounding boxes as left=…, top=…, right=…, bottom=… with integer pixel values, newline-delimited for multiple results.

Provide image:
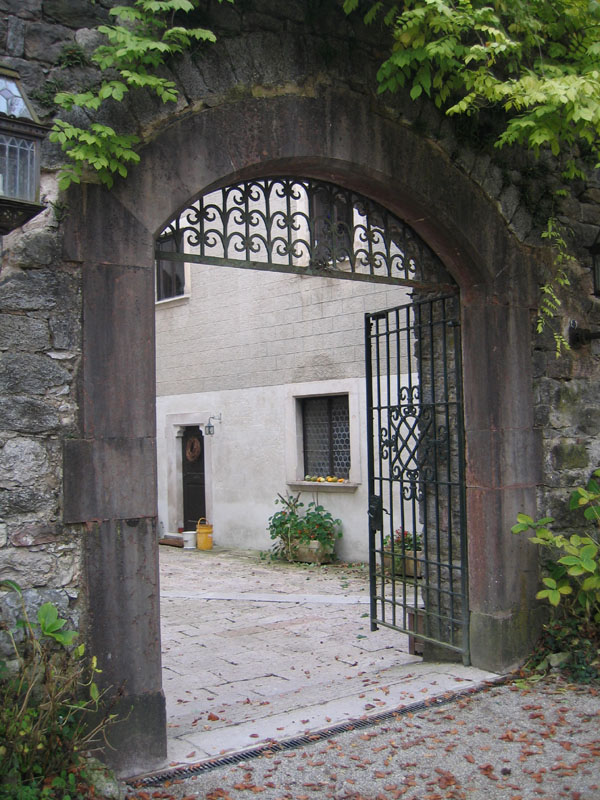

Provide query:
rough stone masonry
left=1, top=0, right=599, bottom=776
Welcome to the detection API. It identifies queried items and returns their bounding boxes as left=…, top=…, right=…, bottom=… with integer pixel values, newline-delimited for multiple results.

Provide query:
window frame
left=285, top=382, right=362, bottom=490
left=155, top=229, right=189, bottom=302
left=301, top=394, right=350, bottom=479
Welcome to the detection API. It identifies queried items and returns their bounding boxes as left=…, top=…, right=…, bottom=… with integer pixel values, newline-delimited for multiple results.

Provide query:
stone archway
left=61, top=90, right=543, bottom=775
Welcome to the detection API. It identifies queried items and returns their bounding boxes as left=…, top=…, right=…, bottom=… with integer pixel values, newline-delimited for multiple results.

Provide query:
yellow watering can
left=196, top=518, right=213, bottom=550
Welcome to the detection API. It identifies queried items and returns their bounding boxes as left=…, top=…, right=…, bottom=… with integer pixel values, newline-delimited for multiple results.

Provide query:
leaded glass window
left=0, top=134, right=35, bottom=201
left=302, top=395, right=350, bottom=478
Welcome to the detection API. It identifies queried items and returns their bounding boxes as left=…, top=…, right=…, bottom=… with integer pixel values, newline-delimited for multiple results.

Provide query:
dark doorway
left=182, top=426, right=206, bottom=530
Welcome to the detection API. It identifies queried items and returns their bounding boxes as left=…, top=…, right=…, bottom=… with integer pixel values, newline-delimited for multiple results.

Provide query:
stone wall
left=0, top=0, right=597, bottom=625
left=0, top=0, right=599, bottom=773
left=1, top=3, right=113, bottom=654
left=0, top=223, right=82, bottom=657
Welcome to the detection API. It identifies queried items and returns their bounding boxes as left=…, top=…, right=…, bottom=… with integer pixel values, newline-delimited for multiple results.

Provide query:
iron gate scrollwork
left=365, top=294, right=469, bottom=662
left=156, top=177, right=455, bottom=290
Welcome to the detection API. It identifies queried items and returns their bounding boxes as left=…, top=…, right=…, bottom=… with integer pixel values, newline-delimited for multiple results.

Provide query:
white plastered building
left=155, top=261, right=411, bottom=562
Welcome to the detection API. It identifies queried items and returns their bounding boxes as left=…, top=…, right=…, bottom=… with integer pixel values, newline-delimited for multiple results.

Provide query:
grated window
left=302, top=395, right=350, bottom=478
left=156, top=229, right=185, bottom=300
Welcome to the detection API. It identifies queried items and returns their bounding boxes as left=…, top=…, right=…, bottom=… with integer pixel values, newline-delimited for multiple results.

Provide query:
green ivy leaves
left=344, top=0, right=600, bottom=355
left=50, top=121, right=140, bottom=190
left=512, top=468, right=600, bottom=622
left=537, top=576, right=572, bottom=606
left=0, top=582, right=114, bottom=794
left=50, top=0, right=233, bottom=190
left=347, top=0, right=600, bottom=168
left=36, top=602, right=78, bottom=647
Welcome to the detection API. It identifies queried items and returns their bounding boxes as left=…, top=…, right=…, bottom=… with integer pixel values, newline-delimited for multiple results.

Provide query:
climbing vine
left=50, top=0, right=233, bottom=190
left=46, top=0, right=598, bottom=351
left=344, top=0, right=600, bottom=352
left=343, top=0, right=600, bottom=162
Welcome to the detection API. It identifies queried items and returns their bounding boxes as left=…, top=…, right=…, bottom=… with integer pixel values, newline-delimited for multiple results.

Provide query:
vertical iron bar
left=384, top=309, right=395, bottom=625
left=244, top=182, right=251, bottom=263
left=453, top=300, right=470, bottom=663
left=414, top=300, right=428, bottom=638
left=221, top=188, right=229, bottom=260
left=428, top=299, right=443, bottom=641
left=441, top=298, right=455, bottom=646
left=265, top=178, right=274, bottom=264
left=402, top=305, right=418, bottom=627
left=396, top=307, right=408, bottom=626
left=375, top=315, right=386, bottom=625
left=365, top=312, right=378, bottom=632
left=197, top=198, right=205, bottom=260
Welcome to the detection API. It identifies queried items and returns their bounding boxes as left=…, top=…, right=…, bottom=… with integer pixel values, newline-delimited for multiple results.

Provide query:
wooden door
left=182, top=426, right=206, bottom=530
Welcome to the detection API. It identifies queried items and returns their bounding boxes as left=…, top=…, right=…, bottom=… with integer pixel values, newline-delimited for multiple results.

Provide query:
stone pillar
left=462, top=288, right=544, bottom=671
left=62, top=185, right=166, bottom=776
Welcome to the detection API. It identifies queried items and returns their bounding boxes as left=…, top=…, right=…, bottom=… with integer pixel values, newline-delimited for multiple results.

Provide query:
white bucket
left=182, top=530, right=196, bottom=549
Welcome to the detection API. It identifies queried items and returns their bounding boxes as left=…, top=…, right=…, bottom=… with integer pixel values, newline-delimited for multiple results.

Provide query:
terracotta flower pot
left=293, top=540, right=334, bottom=564
left=383, top=549, right=423, bottom=578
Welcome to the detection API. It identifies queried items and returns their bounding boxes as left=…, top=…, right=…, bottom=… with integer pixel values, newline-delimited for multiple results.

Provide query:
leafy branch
left=511, top=469, right=600, bottom=621
left=344, top=0, right=600, bottom=352
left=49, top=0, right=232, bottom=190
left=344, top=0, right=600, bottom=161
left=538, top=216, right=574, bottom=354
left=0, top=580, right=119, bottom=795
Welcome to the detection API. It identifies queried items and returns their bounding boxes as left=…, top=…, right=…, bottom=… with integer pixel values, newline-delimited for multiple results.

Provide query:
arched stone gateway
left=61, top=90, right=543, bottom=774
left=156, top=174, right=468, bottom=660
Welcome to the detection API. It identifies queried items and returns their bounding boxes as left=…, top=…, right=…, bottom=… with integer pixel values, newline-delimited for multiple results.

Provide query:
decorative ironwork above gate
left=156, top=177, right=454, bottom=289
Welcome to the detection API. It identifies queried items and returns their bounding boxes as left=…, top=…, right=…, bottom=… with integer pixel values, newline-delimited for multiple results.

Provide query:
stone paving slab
left=159, top=547, right=496, bottom=768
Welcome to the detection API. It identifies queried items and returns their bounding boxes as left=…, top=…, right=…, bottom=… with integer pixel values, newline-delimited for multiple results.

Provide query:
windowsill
left=155, top=293, right=191, bottom=308
left=286, top=480, right=359, bottom=493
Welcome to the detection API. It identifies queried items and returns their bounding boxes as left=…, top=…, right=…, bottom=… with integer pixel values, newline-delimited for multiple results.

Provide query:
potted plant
left=268, top=493, right=342, bottom=564
left=383, top=528, right=424, bottom=577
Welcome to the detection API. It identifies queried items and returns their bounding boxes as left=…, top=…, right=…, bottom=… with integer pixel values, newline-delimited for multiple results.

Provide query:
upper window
left=156, top=230, right=185, bottom=301
left=302, top=395, right=350, bottom=479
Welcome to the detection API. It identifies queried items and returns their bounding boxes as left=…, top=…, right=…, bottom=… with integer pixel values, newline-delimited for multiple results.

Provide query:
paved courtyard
left=159, top=546, right=496, bottom=769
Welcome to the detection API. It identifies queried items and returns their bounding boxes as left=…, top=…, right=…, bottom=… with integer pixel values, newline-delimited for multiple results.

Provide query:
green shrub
left=268, top=493, right=342, bottom=561
left=512, top=468, right=600, bottom=681
left=0, top=581, right=117, bottom=799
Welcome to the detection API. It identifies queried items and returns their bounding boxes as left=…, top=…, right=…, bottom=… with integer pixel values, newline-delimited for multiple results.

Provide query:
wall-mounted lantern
left=0, top=65, right=48, bottom=234
left=204, top=413, right=222, bottom=436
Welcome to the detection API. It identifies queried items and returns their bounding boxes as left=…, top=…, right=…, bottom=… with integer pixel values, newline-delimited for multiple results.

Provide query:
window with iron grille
left=302, top=395, right=350, bottom=478
left=156, top=230, right=185, bottom=301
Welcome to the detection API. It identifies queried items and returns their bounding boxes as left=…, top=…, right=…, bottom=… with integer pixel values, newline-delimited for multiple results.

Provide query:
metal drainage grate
left=127, top=675, right=508, bottom=787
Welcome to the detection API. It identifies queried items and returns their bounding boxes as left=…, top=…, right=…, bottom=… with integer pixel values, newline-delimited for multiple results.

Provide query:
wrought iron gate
left=365, top=294, right=469, bottom=662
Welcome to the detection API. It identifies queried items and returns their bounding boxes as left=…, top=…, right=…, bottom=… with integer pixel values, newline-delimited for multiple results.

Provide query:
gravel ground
left=126, top=677, right=600, bottom=800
